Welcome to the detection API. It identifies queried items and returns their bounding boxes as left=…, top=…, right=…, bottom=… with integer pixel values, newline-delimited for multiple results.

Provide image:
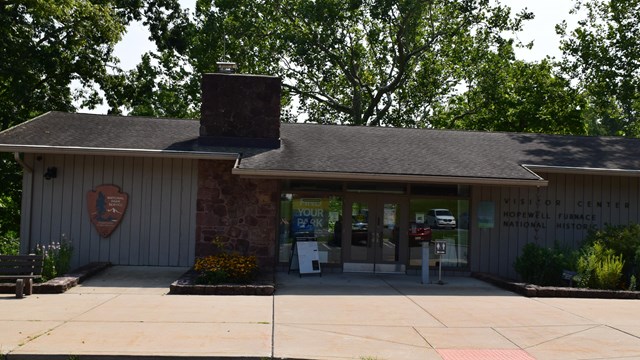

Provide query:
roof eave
left=524, top=164, right=640, bottom=177
left=232, top=168, right=549, bottom=187
left=0, top=144, right=239, bottom=160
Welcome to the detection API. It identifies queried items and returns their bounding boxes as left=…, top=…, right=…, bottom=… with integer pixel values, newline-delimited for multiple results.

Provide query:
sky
left=95, top=0, right=581, bottom=113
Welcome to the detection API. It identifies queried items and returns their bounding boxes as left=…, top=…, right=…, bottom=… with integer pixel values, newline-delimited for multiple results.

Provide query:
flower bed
left=0, top=262, right=111, bottom=294
left=169, top=268, right=275, bottom=295
left=473, top=272, right=640, bottom=299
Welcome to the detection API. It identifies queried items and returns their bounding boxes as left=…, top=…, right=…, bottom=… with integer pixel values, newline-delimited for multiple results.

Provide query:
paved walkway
left=1, top=266, right=640, bottom=359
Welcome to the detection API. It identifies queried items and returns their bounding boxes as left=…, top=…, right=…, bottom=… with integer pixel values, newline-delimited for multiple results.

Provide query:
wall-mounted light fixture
left=44, top=167, right=57, bottom=180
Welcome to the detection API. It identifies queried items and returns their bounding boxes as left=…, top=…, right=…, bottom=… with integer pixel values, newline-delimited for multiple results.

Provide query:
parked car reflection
left=351, top=219, right=368, bottom=246
left=408, top=222, right=432, bottom=247
left=426, top=209, right=456, bottom=229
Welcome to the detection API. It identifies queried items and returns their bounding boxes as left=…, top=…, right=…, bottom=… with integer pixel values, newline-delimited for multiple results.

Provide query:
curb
left=169, top=269, right=276, bottom=295
left=472, top=272, right=640, bottom=299
left=0, top=262, right=111, bottom=294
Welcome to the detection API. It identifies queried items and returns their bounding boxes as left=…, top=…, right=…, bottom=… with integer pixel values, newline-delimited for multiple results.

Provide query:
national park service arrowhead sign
left=87, top=185, right=128, bottom=238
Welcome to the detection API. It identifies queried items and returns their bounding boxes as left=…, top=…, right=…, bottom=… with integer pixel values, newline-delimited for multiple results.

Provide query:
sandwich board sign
left=289, top=241, right=321, bottom=276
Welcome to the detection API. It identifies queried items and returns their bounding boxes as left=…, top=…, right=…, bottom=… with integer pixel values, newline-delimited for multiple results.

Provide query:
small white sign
left=435, top=241, right=447, bottom=255
left=295, top=241, right=322, bottom=275
left=416, top=213, right=425, bottom=223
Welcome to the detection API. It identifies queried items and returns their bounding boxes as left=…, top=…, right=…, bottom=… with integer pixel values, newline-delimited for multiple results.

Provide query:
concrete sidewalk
left=1, top=267, right=639, bottom=359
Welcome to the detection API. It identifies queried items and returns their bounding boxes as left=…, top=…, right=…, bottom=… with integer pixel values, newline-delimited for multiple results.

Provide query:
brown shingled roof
left=2, top=112, right=640, bottom=185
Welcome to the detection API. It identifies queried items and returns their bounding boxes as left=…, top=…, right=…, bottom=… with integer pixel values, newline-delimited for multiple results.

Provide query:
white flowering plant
left=33, top=236, right=73, bottom=281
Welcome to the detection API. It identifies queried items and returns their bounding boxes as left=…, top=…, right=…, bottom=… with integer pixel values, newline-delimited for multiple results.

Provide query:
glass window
left=279, top=194, right=343, bottom=265
left=408, top=198, right=470, bottom=269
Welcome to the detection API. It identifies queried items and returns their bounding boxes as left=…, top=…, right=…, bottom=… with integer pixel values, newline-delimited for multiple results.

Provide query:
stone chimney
left=199, top=73, right=281, bottom=148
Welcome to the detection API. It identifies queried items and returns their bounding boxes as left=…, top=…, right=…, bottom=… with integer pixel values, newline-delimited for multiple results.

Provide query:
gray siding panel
left=20, top=154, right=198, bottom=269
left=159, top=158, right=173, bottom=266
left=180, top=160, right=197, bottom=266
left=19, top=154, right=34, bottom=254
left=472, top=172, right=640, bottom=279
left=168, top=159, right=182, bottom=266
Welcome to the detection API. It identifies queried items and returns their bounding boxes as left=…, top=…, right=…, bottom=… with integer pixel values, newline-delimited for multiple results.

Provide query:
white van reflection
left=426, top=209, right=456, bottom=229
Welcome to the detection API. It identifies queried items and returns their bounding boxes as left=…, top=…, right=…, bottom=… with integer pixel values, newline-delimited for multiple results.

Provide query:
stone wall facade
left=196, top=159, right=280, bottom=271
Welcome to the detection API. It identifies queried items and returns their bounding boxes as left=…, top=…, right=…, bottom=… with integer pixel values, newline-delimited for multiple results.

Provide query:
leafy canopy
left=558, top=0, right=640, bottom=137
left=110, top=0, right=536, bottom=127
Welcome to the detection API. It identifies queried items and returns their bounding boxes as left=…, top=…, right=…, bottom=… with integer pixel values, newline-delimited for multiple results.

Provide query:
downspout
left=14, top=152, right=32, bottom=173
left=233, top=153, right=242, bottom=169
left=13, top=153, right=34, bottom=253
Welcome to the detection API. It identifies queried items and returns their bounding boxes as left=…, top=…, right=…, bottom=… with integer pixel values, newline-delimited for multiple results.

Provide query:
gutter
left=523, top=164, right=640, bottom=177
left=231, top=168, right=549, bottom=187
left=234, top=154, right=242, bottom=169
left=0, top=144, right=239, bottom=160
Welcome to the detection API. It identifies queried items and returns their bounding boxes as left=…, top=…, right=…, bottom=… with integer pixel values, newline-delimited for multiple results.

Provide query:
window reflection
left=279, top=194, right=343, bottom=264
left=409, top=199, right=469, bottom=268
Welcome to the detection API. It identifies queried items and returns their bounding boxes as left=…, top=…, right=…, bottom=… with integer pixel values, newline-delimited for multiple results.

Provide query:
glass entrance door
left=344, top=197, right=405, bottom=273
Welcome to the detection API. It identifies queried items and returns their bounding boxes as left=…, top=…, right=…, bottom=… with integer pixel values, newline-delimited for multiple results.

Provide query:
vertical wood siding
left=471, top=173, right=640, bottom=279
left=21, top=154, right=198, bottom=269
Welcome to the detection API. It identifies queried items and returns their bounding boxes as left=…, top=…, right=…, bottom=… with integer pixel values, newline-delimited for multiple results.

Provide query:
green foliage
left=112, top=0, right=534, bottom=127
left=0, top=232, right=19, bottom=255
left=584, top=224, right=640, bottom=286
left=557, top=0, right=640, bottom=136
left=434, top=57, right=588, bottom=135
left=0, top=0, right=188, bottom=128
left=1, top=0, right=121, bottom=130
left=514, top=242, right=576, bottom=286
left=0, top=154, right=22, bottom=238
left=577, top=241, right=624, bottom=290
left=34, top=241, right=74, bottom=282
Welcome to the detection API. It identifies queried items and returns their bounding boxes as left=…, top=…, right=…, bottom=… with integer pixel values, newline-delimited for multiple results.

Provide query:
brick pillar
left=196, top=160, right=279, bottom=271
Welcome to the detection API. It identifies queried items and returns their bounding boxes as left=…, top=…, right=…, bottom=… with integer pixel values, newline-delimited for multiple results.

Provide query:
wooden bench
left=0, top=254, right=44, bottom=298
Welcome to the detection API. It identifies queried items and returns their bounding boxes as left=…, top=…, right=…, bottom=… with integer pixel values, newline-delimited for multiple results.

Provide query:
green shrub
left=584, top=224, right=640, bottom=286
left=576, top=241, right=624, bottom=290
left=514, top=242, right=575, bottom=286
left=0, top=232, right=19, bottom=255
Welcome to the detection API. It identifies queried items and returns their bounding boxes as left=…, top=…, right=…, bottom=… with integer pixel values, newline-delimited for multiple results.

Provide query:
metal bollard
left=421, top=241, right=430, bottom=284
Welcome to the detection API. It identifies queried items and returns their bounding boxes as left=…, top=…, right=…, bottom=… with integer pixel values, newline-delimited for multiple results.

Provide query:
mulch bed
left=12, top=264, right=634, bottom=299
left=472, top=272, right=640, bottom=299
left=169, top=268, right=276, bottom=295
left=0, top=262, right=111, bottom=294
left=1, top=263, right=276, bottom=296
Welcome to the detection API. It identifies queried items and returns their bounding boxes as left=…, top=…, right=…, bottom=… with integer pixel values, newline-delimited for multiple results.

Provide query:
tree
left=0, top=154, right=21, bottom=241
left=112, top=0, right=533, bottom=127
left=557, top=0, right=640, bottom=137
left=431, top=47, right=589, bottom=134
left=0, top=0, right=189, bottom=129
left=2, top=1, right=118, bottom=130
left=0, top=0, right=182, bottom=237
